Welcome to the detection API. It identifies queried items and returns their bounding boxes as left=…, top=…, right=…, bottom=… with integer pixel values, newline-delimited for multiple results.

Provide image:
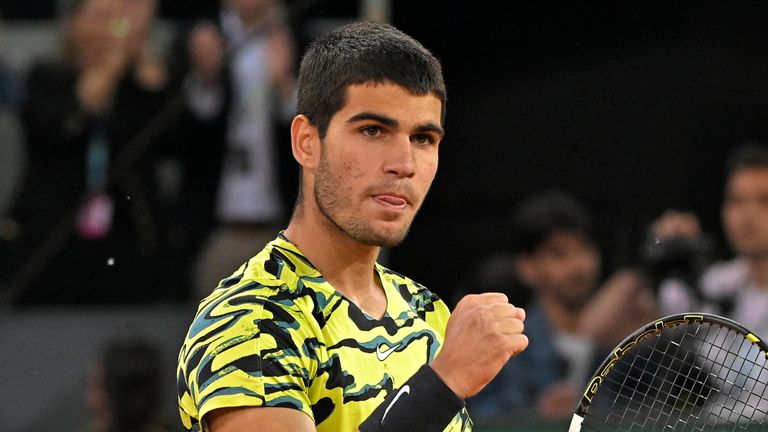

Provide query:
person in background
left=0, top=14, right=25, bottom=227
left=651, top=142, right=768, bottom=339
left=0, top=17, right=22, bottom=108
left=469, top=191, right=657, bottom=425
left=0, top=0, right=179, bottom=304
left=176, top=0, right=298, bottom=300
left=83, top=337, right=167, bottom=432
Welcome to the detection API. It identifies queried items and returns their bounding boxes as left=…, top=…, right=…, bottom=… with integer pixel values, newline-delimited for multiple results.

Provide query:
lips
left=372, top=193, right=410, bottom=209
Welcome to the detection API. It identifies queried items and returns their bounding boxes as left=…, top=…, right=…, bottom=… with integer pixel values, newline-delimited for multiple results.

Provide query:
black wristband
left=358, top=365, right=465, bottom=432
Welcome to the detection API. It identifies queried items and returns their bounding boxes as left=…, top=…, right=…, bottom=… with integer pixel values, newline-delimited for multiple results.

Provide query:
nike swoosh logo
left=382, top=384, right=410, bottom=423
left=375, top=343, right=401, bottom=361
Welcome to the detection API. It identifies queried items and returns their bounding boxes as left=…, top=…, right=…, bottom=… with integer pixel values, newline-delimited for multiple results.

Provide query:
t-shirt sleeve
left=179, top=285, right=318, bottom=428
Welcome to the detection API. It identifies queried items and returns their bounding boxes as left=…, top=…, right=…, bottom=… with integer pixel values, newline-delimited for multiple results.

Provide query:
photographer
left=649, top=143, right=768, bottom=339
left=468, top=191, right=657, bottom=425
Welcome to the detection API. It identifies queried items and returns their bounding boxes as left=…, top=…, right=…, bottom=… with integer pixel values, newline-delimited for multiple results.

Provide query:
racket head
left=569, top=313, right=768, bottom=431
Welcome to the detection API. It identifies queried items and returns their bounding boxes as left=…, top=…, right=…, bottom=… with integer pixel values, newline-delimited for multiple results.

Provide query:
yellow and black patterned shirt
left=177, top=234, right=472, bottom=431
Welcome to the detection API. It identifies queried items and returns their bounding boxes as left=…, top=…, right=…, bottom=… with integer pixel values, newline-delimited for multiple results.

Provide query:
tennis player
left=177, top=22, right=528, bottom=432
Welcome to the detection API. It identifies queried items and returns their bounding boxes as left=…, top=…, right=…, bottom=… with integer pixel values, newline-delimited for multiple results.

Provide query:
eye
left=726, top=194, right=744, bottom=207
left=412, top=133, right=437, bottom=146
left=360, top=125, right=383, bottom=137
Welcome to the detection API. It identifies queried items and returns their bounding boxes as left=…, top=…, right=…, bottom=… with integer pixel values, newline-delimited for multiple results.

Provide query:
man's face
left=227, top=0, right=274, bottom=24
left=519, top=231, right=600, bottom=309
left=723, top=167, right=768, bottom=258
left=312, top=82, right=443, bottom=247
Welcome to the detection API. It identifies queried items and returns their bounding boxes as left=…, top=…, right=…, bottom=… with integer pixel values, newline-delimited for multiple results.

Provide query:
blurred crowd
left=2, top=1, right=768, bottom=429
left=463, top=143, right=768, bottom=426
left=0, top=0, right=303, bottom=305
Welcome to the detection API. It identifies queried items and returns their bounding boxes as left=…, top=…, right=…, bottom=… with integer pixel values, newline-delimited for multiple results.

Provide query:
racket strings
left=588, top=329, right=691, bottom=429
left=582, top=321, right=768, bottom=431
left=603, top=326, right=704, bottom=429
left=701, top=325, right=768, bottom=427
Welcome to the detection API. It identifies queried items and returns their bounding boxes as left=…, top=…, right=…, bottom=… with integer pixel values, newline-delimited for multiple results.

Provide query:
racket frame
left=569, top=313, right=768, bottom=432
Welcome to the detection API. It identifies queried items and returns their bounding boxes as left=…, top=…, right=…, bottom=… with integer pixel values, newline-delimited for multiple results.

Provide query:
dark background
left=3, top=0, right=768, bottom=303
left=390, top=1, right=768, bottom=301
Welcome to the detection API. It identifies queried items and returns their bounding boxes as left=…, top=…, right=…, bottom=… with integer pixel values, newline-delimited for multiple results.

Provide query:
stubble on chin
left=314, top=186, right=413, bottom=248
left=316, top=198, right=412, bottom=248
left=313, top=155, right=421, bottom=248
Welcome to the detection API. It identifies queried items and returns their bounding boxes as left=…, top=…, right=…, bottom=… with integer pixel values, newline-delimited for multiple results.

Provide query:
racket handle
left=568, top=414, right=584, bottom=432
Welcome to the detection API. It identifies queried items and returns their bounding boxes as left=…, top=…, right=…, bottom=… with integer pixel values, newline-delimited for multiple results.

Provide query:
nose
left=384, top=134, right=416, bottom=178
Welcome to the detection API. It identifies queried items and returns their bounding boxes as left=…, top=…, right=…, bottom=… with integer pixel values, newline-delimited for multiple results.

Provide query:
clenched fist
left=430, top=293, right=528, bottom=399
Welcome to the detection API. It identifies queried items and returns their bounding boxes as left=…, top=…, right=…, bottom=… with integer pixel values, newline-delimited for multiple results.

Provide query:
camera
left=640, top=234, right=715, bottom=297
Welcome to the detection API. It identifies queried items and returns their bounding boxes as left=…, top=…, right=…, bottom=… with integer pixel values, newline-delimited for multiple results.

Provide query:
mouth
left=372, top=192, right=411, bottom=210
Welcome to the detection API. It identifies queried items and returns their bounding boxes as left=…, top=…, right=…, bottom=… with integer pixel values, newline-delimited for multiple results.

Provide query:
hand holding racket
left=570, top=313, right=768, bottom=431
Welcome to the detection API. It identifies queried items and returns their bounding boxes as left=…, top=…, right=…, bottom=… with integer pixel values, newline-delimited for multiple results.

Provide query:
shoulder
left=212, top=238, right=318, bottom=298
left=701, top=258, right=748, bottom=299
left=378, top=264, right=448, bottom=318
left=379, top=265, right=440, bottom=301
left=178, top=238, right=326, bottom=429
left=184, top=241, right=323, bottom=347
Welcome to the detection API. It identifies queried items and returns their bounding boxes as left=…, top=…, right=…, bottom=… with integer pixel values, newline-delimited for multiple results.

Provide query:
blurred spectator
left=0, top=28, right=22, bottom=108
left=468, top=191, right=657, bottom=425
left=651, top=142, right=768, bottom=339
left=0, top=0, right=178, bottom=304
left=0, top=15, right=26, bottom=218
left=176, top=0, right=298, bottom=300
left=0, top=56, right=21, bottom=107
left=82, top=336, right=167, bottom=432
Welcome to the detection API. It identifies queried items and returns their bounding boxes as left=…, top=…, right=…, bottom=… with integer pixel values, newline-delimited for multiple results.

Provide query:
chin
left=367, top=232, right=408, bottom=248
left=361, top=226, right=411, bottom=248
left=741, top=246, right=768, bottom=260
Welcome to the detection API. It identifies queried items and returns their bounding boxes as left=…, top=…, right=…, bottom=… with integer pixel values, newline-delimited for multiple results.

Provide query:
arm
left=577, top=270, right=657, bottom=349
left=21, top=63, right=93, bottom=155
left=267, top=24, right=298, bottom=120
left=182, top=22, right=227, bottom=122
left=359, top=293, right=529, bottom=432
left=178, top=291, right=319, bottom=432
left=207, top=406, right=315, bottom=432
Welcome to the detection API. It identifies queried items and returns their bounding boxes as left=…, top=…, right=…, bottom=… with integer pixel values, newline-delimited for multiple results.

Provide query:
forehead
left=533, top=229, right=594, bottom=256
left=535, top=230, right=595, bottom=254
left=333, top=82, right=443, bottom=125
left=727, top=168, right=768, bottom=192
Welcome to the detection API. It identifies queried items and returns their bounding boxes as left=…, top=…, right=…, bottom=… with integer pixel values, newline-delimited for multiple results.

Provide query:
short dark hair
left=726, top=142, right=768, bottom=177
left=297, top=22, right=446, bottom=138
left=509, top=190, right=595, bottom=255
left=102, top=337, right=163, bottom=432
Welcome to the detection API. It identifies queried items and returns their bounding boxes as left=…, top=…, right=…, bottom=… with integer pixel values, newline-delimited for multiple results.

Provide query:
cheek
left=336, top=158, right=366, bottom=201
left=726, top=206, right=751, bottom=230
left=582, top=251, right=600, bottom=274
left=342, top=158, right=366, bottom=180
left=417, top=155, right=439, bottom=189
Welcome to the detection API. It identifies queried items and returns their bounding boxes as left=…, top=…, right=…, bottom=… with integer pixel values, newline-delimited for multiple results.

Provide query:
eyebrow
left=347, top=112, right=445, bottom=138
left=414, top=123, right=445, bottom=139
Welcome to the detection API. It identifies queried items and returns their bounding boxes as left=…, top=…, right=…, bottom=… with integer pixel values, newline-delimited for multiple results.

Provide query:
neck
left=540, top=295, right=581, bottom=333
left=747, top=254, right=768, bottom=288
left=236, top=7, right=275, bottom=33
left=284, top=203, right=386, bottom=318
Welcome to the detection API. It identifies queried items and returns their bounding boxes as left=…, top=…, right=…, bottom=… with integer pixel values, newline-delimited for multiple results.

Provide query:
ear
left=514, top=255, right=537, bottom=286
left=291, top=114, right=320, bottom=170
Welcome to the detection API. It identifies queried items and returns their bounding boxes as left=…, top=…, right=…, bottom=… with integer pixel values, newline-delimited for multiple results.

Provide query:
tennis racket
left=569, top=313, right=768, bottom=431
